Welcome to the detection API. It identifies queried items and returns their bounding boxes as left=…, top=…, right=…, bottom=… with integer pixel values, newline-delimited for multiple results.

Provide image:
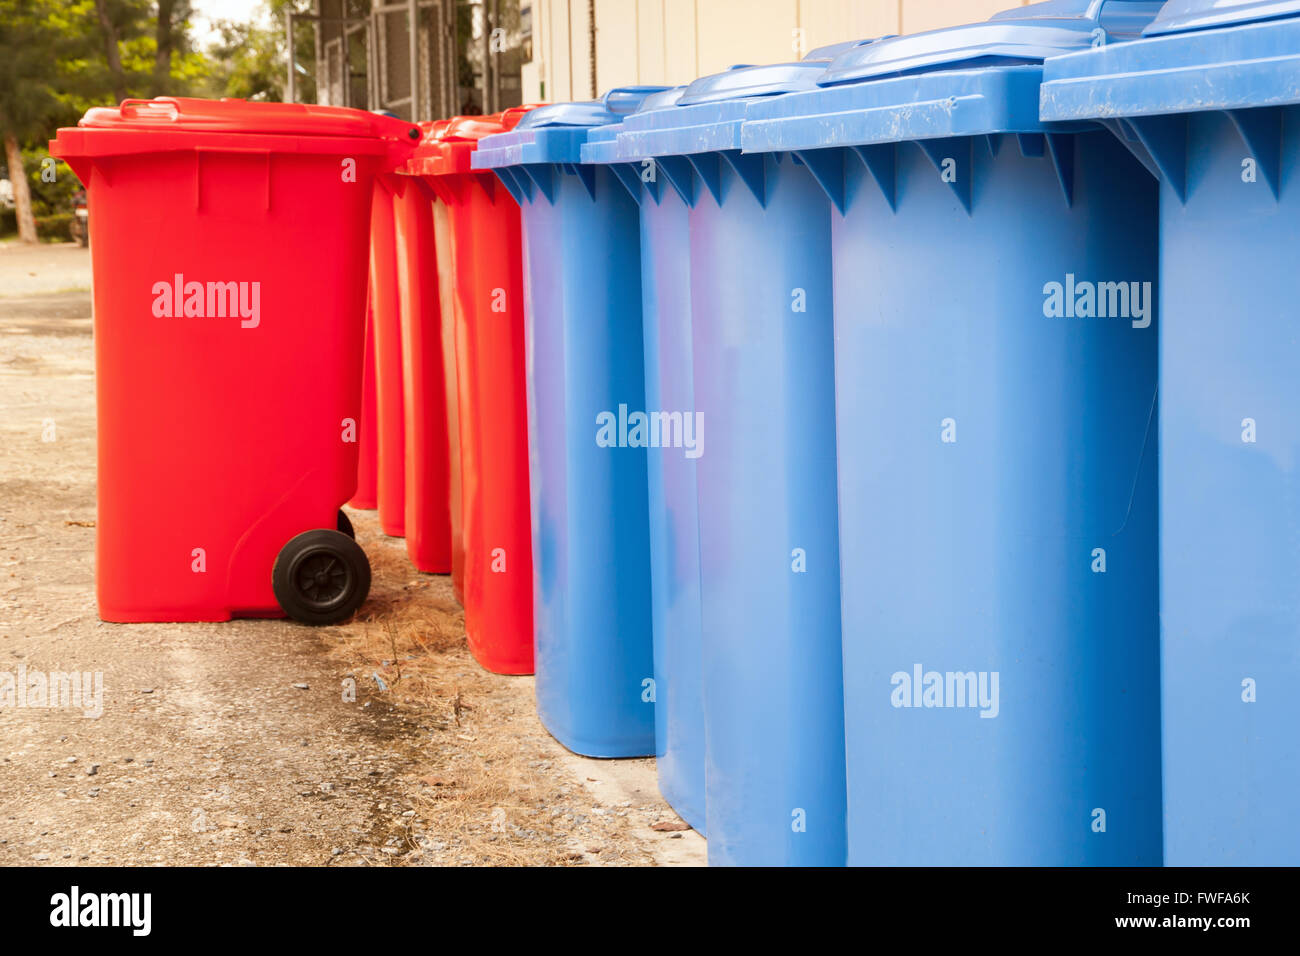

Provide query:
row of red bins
left=351, top=108, right=538, bottom=676
left=49, top=97, right=535, bottom=675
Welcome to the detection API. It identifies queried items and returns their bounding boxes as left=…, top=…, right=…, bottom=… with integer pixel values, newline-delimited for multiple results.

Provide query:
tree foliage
left=204, top=1, right=317, bottom=103
left=0, top=0, right=86, bottom=138
left=1, top=0, right=315, bottom=239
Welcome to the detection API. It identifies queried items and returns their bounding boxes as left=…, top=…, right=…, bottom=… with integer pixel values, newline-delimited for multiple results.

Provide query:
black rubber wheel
left=337, top=509, right=355, bottom=539
left=272, top=529, right=370, bottom=626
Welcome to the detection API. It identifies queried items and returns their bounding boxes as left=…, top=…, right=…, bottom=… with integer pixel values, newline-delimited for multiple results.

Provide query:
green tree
left=153, top=0, right=182, bottom=95
left=88, top=0, right=152, bottom=102
left=2, top=0, right=212, bottom=241
left=0, top=0, right=82, bottom=242
left=82, top=0, right=208, bottom=103
left=205, top=1, right=316, bottom=103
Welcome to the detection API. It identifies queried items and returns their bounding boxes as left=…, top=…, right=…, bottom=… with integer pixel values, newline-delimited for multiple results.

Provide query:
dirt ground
left=0, top=240, right=705, bottom=867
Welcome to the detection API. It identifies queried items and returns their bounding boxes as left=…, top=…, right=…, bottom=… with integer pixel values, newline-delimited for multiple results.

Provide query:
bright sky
left=190, top=0, right=271, bottom=49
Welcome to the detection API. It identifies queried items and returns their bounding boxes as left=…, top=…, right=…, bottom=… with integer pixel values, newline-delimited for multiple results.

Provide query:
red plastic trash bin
left=393, top=121, right=452, bottom=574
left=370, top=175, right=406, bottom=537
left=350, top=290, right=379, bottom=511
left=50, top=96, right=420, bottom=625
left=415, top=108, right=537, bottom=674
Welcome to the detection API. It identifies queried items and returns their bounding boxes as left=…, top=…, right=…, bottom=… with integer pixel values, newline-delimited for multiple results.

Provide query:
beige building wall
left=525, top=0, right=1032, bottom=102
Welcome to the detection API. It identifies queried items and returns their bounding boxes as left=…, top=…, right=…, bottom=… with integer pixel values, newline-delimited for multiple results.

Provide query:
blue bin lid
left=819, top=0, right=1158, bottom=84
left=677, top=61, right=829, bottom=105
left=632, top=86, right=687, bottom=111
left=604, top=85, right=685, bottom=115
left=473, top=86, right=668, bottom=169
left=1039, top=0, right=1300, bottom=199
left=614, top=59, right=843, bottom=160
left=804, top=38, right=885, bottom=61
left=515, top=100, right=614, bottom=129
left=1040, top=0, right=1300, bottom=124
left=741, top=0, right=1159, bottom=155
left=1143, top=0, right=1300, bottom=34
left=581, top=87, right=686, bottom=165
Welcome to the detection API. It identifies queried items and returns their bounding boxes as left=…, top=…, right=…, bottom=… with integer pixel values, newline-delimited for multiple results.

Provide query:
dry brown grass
left=322, top=508, right=661, bottom=866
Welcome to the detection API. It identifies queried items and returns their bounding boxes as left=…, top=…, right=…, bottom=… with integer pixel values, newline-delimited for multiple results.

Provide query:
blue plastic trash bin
left=742, top=0, right=1165, bottom=865
left=1041, top=0, right=1300, bottom=866
left=473, top=92, right=666, bottom=758
left=616, top=60, right=851, bottom=866
left=582, top=86, right=708, bottom=833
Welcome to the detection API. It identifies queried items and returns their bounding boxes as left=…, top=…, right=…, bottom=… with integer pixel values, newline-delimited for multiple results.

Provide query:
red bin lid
left=51, top=97, right=422, bottom=164
left=76, top=97, right=422, bottom=141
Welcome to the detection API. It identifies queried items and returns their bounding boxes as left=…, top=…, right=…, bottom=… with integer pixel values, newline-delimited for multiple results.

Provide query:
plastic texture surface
left=75, top=96, right=421, bottom=140
left=350, top=294, right=379, bottom=510
left=816, top=0, right=1159, bottom=85
left=392, top=166, right=452, bottom=574
left=579, top=89, right=707, bottom=825
left=369, top=176, right=406, bottom=537
left=830, top=128, right=1161, bottom=866
left=611, top=65, right=825, bottom=161
left=1041, top=5, right=1300, bottom=127
left=1143, top=0, right=1300, bottom=33
left=743, top=2, right=1161, bottom=158
left=415, top=111, right=536, bottom=675
left=431, top=199, right=464, bottom=601
left=472, top=90, right=664, bottom=172
left=610, top=65, right=850, bottom=863
left=637, top=188, right=705, bottom=832
left=735, top=5, right=1165, bottom=864
left=691, top=151, right=846, bottom=866
left=1040, top=3, right=1300, bottom=866
left=475, top=101, right=657, bottom=757
left=676, top=62, right=827, bottom=104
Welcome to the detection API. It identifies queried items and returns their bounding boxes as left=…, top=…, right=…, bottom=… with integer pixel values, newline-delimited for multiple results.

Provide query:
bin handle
left=602, top=86, right=673, bottom=116
left=499, top=104, right=544, bottom=129
left=119, top=99, right=181, bottom=121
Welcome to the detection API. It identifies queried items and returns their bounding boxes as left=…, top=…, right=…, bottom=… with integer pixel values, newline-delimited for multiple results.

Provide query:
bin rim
left=737, top=1, right=1160, bottom=156
left=816, top=0, right=1159, bottom=86
left=578, top=88, right=687, bottom=166
left=507, top=87, right=671, bottom=132
left=440, top=105, right=539, bottom=142
left=70, top=96, right=421, bottom=141
left=50, top=97, right=422, bottom=169
left=804, top=38, right=887, bottom=61
left=1143, top=0, right=1300, bottom=35
left=472, top=90, right=668, bottom=169
left=607, top=57, right=872, bottom=162
left=603, top=86, right=686, bottom=115
left=1039, top=0, right=1300, bottom=126
left=676, top=62, right=828, bottom=106
left=49, top=127, right=401, bottom=164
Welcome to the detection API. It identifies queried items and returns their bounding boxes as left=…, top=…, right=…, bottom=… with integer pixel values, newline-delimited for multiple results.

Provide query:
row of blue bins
left=474, top=0, right=1299, bottom=866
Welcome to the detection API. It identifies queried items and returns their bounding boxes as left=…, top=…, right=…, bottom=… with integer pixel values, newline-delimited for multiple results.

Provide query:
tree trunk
left=3, top=131, right=38, bottom=244
left=94, top=0, right=129, bottom=104
left=152, top=0, right=175, bottom=97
